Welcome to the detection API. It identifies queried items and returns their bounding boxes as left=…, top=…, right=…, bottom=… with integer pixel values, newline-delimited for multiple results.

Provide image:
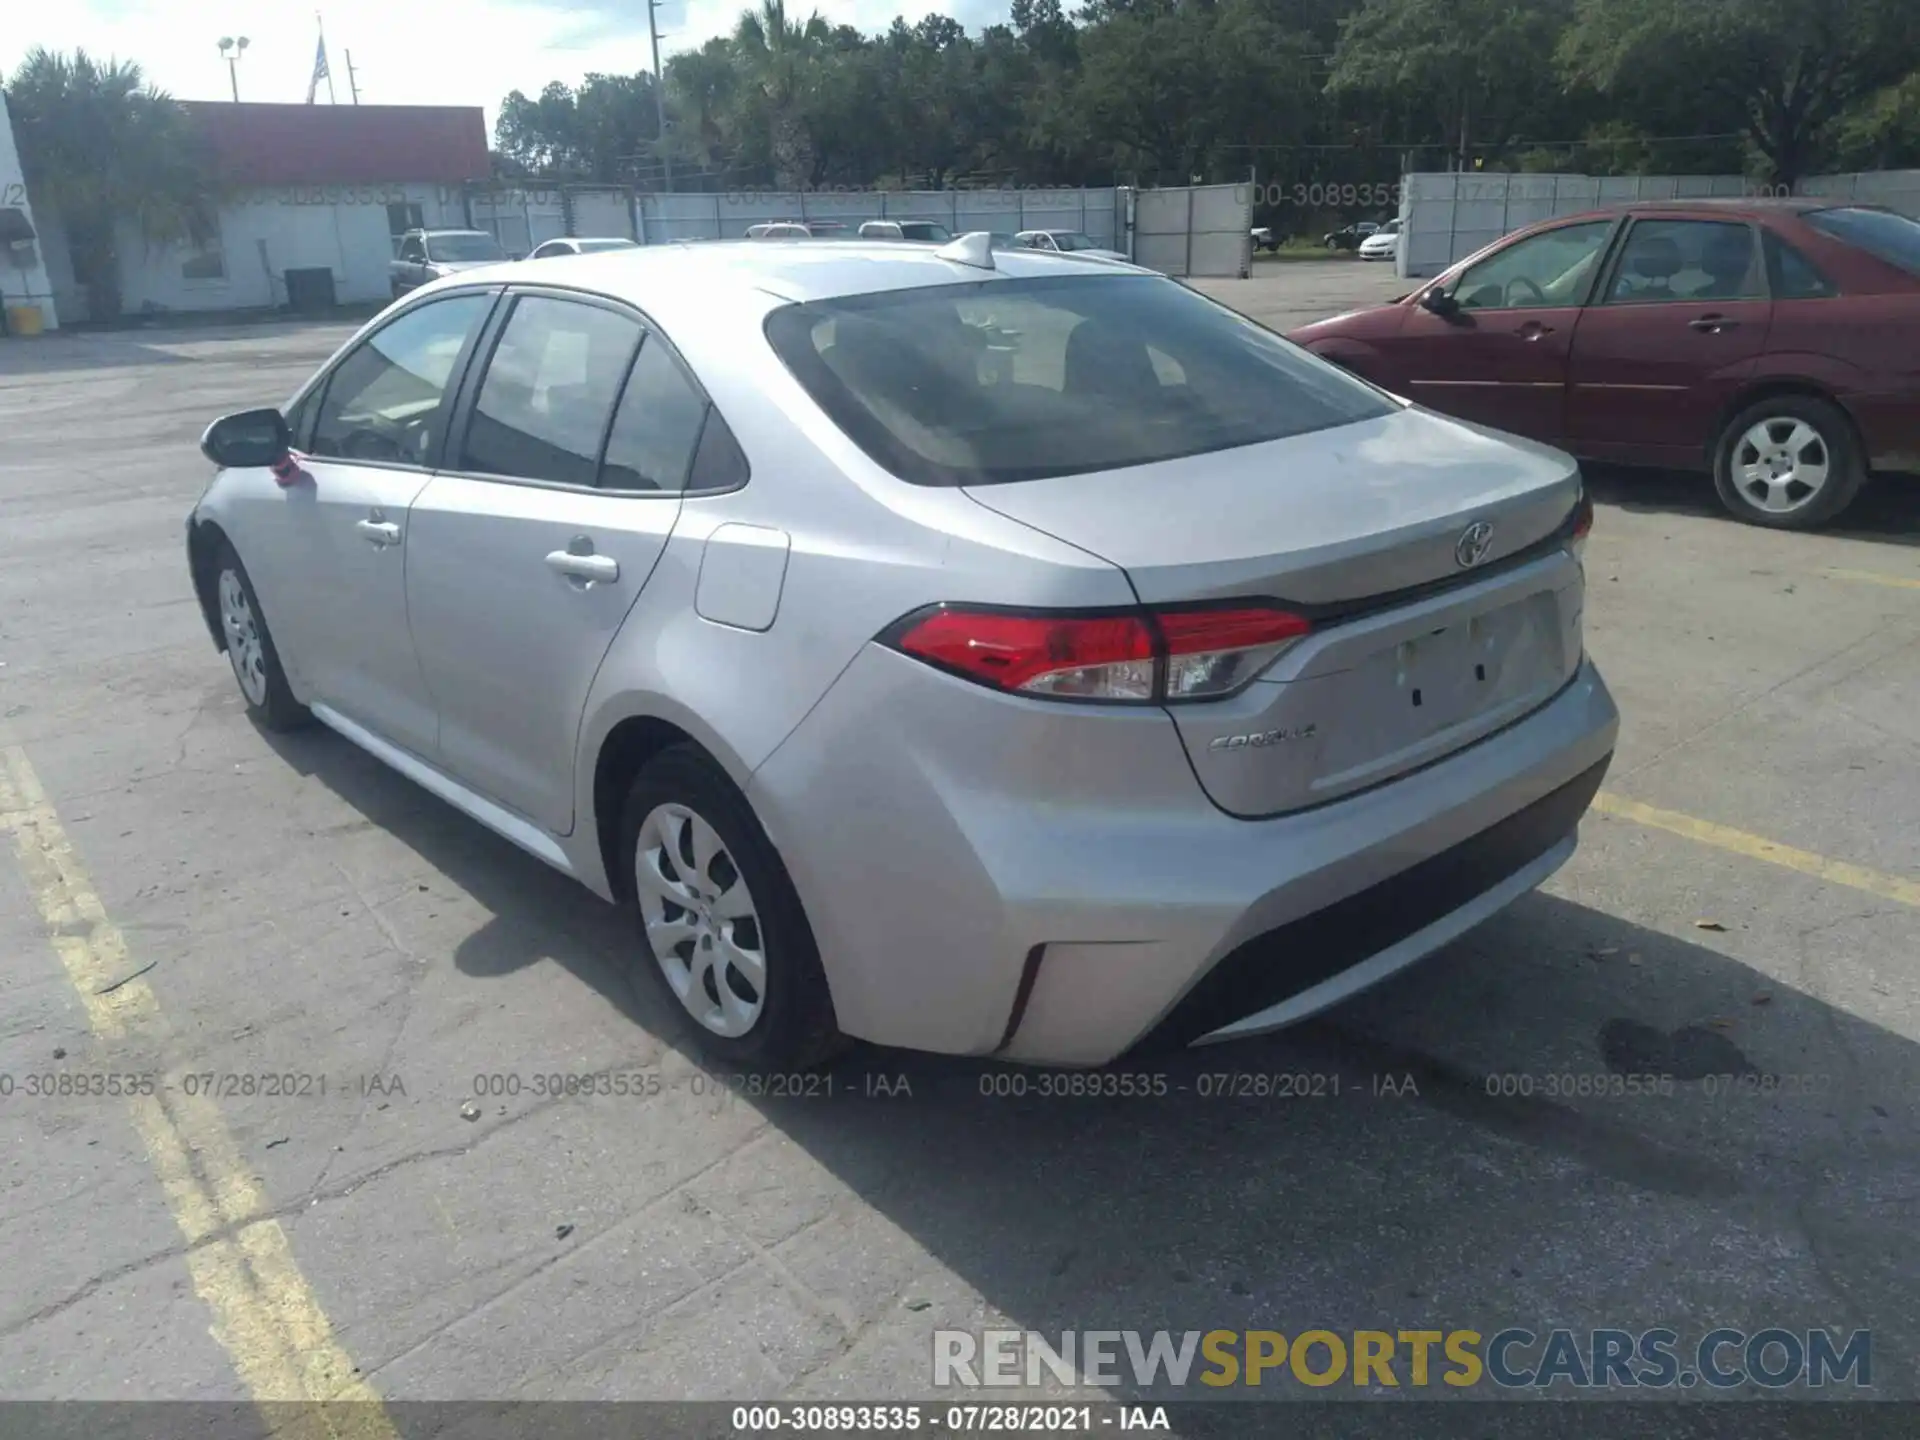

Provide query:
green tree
left=1560, top=0, right=1920, bottom=184
left=5, top=48, right=214, bottom=321
left=1328, top=0, right=1572, bottom=171
left=733, top=0, right=831, bottom=189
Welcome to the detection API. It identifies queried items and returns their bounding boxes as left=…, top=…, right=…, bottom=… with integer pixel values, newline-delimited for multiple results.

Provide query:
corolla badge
left=1454, top=520, right=1496, bottom=569
left=1209, top=724, right=1317, bottom=752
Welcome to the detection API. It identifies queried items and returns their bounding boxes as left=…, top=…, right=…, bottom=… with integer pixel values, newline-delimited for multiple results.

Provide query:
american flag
left=306, top=32, right=330, bottom=103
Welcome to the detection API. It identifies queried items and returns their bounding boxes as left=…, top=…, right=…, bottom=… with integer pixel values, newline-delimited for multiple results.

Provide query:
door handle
left=545, top=550, right=619, bottom=584
left=1516, top=321, right=1555, bottom=340
left=1689, top=315, right=1737, bottom=333
left=355, top=519, right=401, bottom=546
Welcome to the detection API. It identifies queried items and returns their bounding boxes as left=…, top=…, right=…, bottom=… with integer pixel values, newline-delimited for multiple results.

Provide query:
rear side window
left=1764, top=232, right=1836, bottom=299
left=459, top=296, right=642, bottom=486
left=762, top=274, right=1393, bottom=487
left=599, top=337, right=710, bottom=491
left=310, top=293, right=490, bottom=465
left=1605, top=220, right=1760, bottom=304
left=1804, top=207, right=1920, bottom=277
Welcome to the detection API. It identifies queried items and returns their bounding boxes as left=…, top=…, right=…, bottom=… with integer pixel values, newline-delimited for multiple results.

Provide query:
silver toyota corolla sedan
left=188, top=234, right=1618, bottom=1070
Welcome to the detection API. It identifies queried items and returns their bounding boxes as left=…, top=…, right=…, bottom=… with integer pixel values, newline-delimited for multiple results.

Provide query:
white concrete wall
left=113, top=182, right=464, bottom=316
left=0, top=90, right=61, bottom=330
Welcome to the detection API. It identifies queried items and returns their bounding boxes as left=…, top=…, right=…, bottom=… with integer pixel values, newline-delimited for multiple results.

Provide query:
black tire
left=619, top=745, right=843, bottom=1071
left=213, top=542, right=311, bottom=731
left=1712, top=394, right=1867, bottom=531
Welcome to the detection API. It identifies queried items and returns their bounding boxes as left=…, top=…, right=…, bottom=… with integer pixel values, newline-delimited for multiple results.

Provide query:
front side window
left=1605, top=220, right=1760, bottom=304
left=1804, top=207, right=1920, bottom=277
left=399, top=236, right=426, bottom=264
left=310, top=293, right=491, bottom=465
left=459, top=296, right=642, bottom=486
left=599, top=337, right=712, bottom=491
left=426, top=233, right=507, bottom=264
left=763, top=273, right=1394, bottom=487
left=1452, top=221, right=1613, bottom=311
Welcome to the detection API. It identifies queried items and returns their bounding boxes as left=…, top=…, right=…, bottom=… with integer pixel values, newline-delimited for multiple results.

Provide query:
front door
left=276, top=291, right=495, bottom=757
left=1566, top=217, right=1773, bottom=465
left=406, top=291, right=718, bottom=833
left=1388, top=219, right=1617, bottom=444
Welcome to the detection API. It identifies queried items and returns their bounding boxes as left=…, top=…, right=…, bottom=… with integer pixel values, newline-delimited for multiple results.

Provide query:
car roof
left=1553, top=196, right=1836, bottom=222
left=444, top=237, right=1143, bottom=305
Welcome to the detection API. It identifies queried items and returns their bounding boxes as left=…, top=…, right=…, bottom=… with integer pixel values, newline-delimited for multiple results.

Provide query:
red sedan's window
left=1451, top=222, right=1613, bottom=311
left=1605, top=221, right=1761, bottom=305
left=1764, top=232, right=1837, bottom=299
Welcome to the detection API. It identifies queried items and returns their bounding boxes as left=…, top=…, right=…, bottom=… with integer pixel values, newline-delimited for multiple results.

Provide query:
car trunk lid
left=963, top=406, right=1587, bottom=816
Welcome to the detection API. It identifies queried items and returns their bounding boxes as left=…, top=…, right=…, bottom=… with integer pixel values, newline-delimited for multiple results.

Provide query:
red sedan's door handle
left=1690, top=315, right=1738, bottom=333
left=1516, top=321, right=1555, bottom=340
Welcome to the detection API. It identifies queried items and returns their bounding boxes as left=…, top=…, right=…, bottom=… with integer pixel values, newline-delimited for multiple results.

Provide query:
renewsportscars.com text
left=933, top=1327, right=1871, bottom=1391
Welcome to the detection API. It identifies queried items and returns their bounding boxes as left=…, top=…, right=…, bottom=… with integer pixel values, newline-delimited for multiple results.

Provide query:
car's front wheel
left=620, top=746, right=842, bottom=1070
left=214, top=542, right=310, bottom=731
left=1712, top=395, right=1866, bottom=530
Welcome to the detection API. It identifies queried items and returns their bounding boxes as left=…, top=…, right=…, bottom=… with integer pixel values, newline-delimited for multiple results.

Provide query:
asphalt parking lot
left=2, top=261, right=1918, bottom=1426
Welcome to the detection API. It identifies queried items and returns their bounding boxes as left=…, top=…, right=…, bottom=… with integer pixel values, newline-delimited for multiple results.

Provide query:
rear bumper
left=749, top=649, right=1618, bottom=1066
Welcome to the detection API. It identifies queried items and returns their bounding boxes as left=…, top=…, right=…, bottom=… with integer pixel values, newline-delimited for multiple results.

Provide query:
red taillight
left=886, top=603, right=1311, bottom=703
left=1571, top=489, right=1594, bottom=541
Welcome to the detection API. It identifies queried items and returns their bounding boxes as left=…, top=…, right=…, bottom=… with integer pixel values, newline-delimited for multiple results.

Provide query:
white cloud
left=2, top=0, right=1012, bottom=139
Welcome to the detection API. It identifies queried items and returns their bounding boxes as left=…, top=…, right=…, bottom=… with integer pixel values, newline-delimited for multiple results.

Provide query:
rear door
left=1566, top=216, right=1772, bottom=464
left=1384, top=219, right=1617, bottom=443
left=404, top=289, right=725, bottom=833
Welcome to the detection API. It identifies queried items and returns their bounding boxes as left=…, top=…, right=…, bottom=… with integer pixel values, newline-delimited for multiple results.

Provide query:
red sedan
left=1288, top=199, right=1920, bottom=529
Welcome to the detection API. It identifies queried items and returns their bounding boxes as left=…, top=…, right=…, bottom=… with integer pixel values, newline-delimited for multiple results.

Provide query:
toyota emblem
left=1455, top=520, right=1496, bottom=569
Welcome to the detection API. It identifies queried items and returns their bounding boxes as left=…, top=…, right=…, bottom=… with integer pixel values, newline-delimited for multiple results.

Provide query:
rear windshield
left=762, top=275, right=1392, bottom=487
left=427, top=234, right=507, bottom=263
left=576, top=238, right=637, bottom=253
left=1805, top=207, right=1920, bottom=276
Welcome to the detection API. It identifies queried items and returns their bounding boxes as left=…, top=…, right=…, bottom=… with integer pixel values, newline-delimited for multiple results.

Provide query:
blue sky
left=3, top=0, right=1012, bottom=135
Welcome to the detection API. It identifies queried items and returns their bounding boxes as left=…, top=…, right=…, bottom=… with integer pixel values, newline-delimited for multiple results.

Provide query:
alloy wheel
left=218, top=568, right=269, bottom=706
left=633, top=802, right=767, bottom=1038
left=1733, top=416, right=1831, bottom=515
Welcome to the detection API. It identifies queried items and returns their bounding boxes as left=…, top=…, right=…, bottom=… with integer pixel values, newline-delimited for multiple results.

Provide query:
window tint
left=310, top=294, right=490, bottom=466
left=763, top=273, right=1394, bottom=487
left=599, top=336, right=710, bottom=491
left=1605, top=220, right=1759, bottom=304
left=399, top=236, right=425, bottom=263
left=460, top=296, right=642, bottom=486
left=427, top=233, right=508, bottom=263
left=1805, top=207, right=1920, bottom=277
left=1452, top=221, right=1613, bottom=310
left=687, top=410, right=749, bottom=490
left=1764, top=232, right=1836, bottom=299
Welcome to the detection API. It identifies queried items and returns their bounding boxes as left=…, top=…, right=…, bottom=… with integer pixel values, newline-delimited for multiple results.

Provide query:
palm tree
left=732, top=0, right=829, bottom=189
left=5, top=48, right=215, bottom=321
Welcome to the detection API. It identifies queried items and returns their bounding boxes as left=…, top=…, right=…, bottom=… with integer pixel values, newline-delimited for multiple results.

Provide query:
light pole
left=646, top=0, right=672, bottom=192
left=217, top=36, right=249, bottom=102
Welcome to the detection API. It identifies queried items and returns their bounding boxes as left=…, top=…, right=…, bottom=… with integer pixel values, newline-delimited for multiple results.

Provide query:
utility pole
left=647, top=0, right=673, bottom=191
left=345, top=50, right=361, bottom=104
left=218, top=36, right=249, bottom=102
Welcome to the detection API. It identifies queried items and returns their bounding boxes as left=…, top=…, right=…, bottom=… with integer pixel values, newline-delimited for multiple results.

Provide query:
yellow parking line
left=0, top=745, right=396, bottom=1439
left=1591, top=789, right=1920, bottom=909
left=1828, top=568, right=1920, bottom=592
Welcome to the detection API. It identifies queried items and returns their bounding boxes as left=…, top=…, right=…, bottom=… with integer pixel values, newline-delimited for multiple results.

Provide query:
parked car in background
left=1013, top=229, right=1129, bottom=261
left=391, top=229, right=510, bottom=298
left=529, top=237, right=640, bottom=258
left=1324, top=222, right=1381, bottom=252
left=1251, top=226, right=1279, bottom=253
left=858, top=219, right=954, bottom=242
left=1289, top=199, right=1920, bottom=529
left=745, top=221, right=850, bottom=239
left=188, top=236, right=1613, bottom=1070
left=1358, top=219, right=1401, bottom=262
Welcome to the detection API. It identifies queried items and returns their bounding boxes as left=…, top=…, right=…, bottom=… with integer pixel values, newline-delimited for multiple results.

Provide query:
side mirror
left=1420, top=288, right=1460, bottom=317
left=201, top=408, right=291, bottom=469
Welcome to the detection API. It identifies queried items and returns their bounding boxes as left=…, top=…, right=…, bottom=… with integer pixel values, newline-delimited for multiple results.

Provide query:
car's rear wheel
left=1712, top=395, right=1866, bottom=530
left=214, top=542, right=310, bottom=731
left=620, top=746, right=842, bottom=1070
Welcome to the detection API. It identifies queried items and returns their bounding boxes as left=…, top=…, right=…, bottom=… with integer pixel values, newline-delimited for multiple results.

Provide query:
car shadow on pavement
left=263, top=725, right=1920, bottom=1402
left=0, top=337, right=192, bottom=375
left=1586, top=464, right=1920, bottom=549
